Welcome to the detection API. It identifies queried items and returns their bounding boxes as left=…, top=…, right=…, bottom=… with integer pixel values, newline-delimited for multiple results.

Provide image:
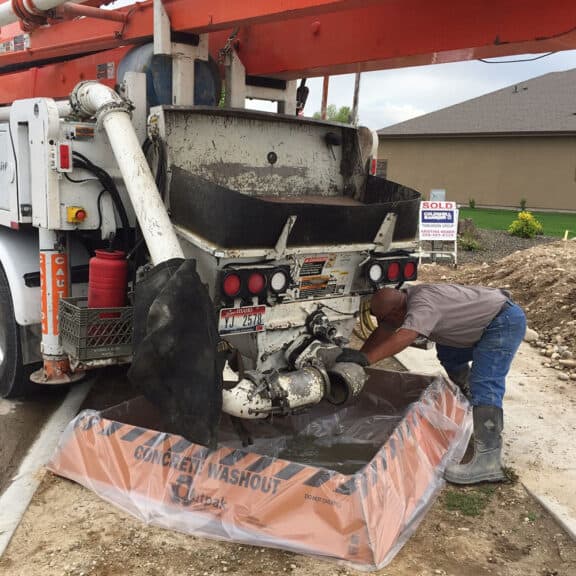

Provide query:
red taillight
left=223, top=273, right=241, bottom=297
left=386, top=262, right=401, bottom=282
left=370, top=158, right=377, bottom=176
left=248, top=272, right=266, bottom=294
left=403, top=261, right=417, bottom=280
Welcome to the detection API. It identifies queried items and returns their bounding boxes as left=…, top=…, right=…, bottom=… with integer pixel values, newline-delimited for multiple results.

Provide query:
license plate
left=218, top=306, right=266, bottom=335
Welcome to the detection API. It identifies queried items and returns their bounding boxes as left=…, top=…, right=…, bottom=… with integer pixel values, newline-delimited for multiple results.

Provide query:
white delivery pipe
left=222, top=361, right=368, bottom=419
left=70, top=81, right=184, bottom=265
left=0, top=0, right=87, bottom=27
left=222, top=367, right=327, bottom=419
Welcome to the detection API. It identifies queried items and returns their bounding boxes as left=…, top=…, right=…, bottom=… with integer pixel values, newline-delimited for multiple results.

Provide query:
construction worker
left=336, top=284, right=526, bottom=485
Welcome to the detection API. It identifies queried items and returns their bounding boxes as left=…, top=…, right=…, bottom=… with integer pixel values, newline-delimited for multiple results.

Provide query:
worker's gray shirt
left=401, top=284, right=507, bottom=348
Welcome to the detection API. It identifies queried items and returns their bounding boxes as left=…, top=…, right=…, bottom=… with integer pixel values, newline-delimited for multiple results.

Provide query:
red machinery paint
left=88, top=250, right=128, bottom=308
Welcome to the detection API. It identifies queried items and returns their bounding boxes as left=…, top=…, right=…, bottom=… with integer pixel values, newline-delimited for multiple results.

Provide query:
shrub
left=458, top=217, right=477, bottom=237
left=468, top=198, right=476, bottom=209
left=519, top=197, right=527, bottom=211
left=459, top=233, right=482, bottom=251
left=508, top=210, right=543, bottom=238
left=458, top=218, right=482, bottom=251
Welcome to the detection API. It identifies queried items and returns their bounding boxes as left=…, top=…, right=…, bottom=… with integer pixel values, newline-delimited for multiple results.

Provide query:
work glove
left=335, top=347, right=370, bottom=367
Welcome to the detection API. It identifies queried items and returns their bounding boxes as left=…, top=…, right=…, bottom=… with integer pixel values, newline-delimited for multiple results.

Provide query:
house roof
left=377, top=69, right=576, bottom=138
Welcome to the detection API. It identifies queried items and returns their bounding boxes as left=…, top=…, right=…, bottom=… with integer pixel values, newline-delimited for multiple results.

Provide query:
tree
left=313, top=104, right=352, bottom=123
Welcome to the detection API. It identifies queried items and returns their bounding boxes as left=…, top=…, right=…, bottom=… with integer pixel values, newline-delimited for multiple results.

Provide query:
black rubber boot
left=447, top=366, right=471, bottom=399
left=445, top=405, right=506, bottom=484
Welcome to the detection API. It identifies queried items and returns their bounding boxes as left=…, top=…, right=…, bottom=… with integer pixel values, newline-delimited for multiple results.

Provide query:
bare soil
left=1, top=236, right=575, bottom=576
left=1, top=467, right=574, bottom=576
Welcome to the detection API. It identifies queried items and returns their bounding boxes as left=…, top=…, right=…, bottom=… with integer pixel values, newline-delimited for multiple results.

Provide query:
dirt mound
left=419, top=239, right=576, bottom=380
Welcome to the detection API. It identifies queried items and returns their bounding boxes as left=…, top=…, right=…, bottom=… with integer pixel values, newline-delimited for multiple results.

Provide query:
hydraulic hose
left=142, top=137, right=168, bottom=200
left=72, top=151, right=131, bottom=251
left=353, top=297, right=377, bottom=341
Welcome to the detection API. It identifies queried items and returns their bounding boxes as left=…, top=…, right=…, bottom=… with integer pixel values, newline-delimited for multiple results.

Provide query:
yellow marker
left=66, top=206, right=87, bottom=224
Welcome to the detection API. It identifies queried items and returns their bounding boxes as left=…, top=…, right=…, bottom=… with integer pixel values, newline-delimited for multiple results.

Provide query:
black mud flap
left=128, top=259, right=223, bottom=449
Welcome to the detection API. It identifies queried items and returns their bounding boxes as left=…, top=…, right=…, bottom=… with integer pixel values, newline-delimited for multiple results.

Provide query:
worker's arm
left=360, top=327, right=420, bottom=365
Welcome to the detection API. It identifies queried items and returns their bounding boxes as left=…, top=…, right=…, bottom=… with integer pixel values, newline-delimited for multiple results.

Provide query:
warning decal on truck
left=0, top=34, right=30, bottom=54
left=297, top=254, right=354, bottom=299
left=299, top=256, right=329, bottom=277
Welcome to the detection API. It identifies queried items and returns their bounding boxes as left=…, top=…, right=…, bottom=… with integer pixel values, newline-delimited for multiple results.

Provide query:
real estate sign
left=419, top=201, right=459, bottom=241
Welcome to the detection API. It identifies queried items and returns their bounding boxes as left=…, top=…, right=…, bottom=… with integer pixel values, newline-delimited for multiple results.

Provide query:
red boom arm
left=0, top=0, right=575, bottom=104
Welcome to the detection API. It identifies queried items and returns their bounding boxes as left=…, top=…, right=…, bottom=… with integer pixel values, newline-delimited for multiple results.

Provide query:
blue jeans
left=436, top=301, right=526, bottom=408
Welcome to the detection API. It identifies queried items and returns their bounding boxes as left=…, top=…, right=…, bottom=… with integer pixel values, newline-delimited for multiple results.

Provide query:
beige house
left=377, top=70, right=576, bottom=211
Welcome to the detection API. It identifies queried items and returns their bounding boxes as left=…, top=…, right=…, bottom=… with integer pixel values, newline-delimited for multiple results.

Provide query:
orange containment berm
left=48, top=369, right=471, bottom=571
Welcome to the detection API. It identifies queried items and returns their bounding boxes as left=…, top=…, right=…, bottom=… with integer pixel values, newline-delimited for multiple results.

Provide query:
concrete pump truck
left=0, top=0, right=574, bottom=445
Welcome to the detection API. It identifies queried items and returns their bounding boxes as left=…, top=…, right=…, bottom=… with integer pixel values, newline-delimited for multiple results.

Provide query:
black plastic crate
left=59, top=297, right=133, bottom=361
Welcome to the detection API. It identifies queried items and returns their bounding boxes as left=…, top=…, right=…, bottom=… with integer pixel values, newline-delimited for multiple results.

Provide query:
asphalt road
left=0, top=367, right=135, bottom=500
left=0, top=387, right=68, bottom=497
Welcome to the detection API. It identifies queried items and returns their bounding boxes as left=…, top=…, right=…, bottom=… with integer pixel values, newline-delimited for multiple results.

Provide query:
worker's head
left=370, top=287, right=407, bottom=330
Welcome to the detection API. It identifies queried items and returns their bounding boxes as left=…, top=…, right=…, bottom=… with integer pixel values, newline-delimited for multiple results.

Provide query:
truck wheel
left=0, top=265, right=34, bottom=399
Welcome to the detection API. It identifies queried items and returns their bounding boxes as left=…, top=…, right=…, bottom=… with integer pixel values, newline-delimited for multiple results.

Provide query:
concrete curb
left=525, top=489, right=576, bottom=541
left=0, top=381, right=92, bottom=557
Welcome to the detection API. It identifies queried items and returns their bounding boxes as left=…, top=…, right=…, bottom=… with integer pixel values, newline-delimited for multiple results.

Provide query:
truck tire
left=0, top=264, right=35, bottom=398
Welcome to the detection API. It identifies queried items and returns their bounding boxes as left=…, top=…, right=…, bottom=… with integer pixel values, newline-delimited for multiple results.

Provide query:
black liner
left=108, top=369, right=432, bottom=474
left=169, top=167, right=421, bottom=249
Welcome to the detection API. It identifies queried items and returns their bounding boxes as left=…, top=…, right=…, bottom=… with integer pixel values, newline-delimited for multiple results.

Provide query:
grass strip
left=444, top=485, right=496, bottom=517
left=459, top=208, right=575, bottom=238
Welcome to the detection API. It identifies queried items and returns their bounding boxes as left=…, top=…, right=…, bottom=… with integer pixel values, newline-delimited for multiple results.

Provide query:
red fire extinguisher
left=88, top=250, right=128, bottom=308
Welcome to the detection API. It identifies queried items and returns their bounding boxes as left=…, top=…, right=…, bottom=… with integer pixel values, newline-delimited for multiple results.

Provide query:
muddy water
left=219, top=366, right=427, bottom=474
left=251, top=415, right=405, bottom=474
left=278, top=437, right=386, bottom=474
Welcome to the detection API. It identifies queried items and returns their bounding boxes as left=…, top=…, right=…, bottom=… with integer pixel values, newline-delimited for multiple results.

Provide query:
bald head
left=370, top=288, right=407, bottom=329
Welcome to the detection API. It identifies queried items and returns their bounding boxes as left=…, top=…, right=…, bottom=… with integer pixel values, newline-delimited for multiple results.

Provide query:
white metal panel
left=172, top=40, right=208, bottom=106
left=60, top=120, right=137, bottom=233
left=0, top=128, right=17, bottom=217
left=158, top=108, right=365, bottom=198
left=9, top=99, right=62, bottom=229
left=0, top=228, right=41, bottom=325
left=0, top=228, right=91, bottom=326
left=121, top=72, right=148, bottom=144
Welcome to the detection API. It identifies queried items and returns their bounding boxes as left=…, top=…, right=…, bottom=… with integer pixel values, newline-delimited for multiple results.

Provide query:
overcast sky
left=107, top=0, right=576, bottom=130
left=293, top=50, right=576, bottom=130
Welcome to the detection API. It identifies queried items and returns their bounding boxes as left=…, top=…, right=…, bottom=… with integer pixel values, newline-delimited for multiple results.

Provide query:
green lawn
left=458, top=208, right=576, bottom=238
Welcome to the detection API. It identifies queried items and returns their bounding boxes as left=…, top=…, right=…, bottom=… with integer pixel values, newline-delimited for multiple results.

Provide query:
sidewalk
left=396, top=342, right=576, bottom=540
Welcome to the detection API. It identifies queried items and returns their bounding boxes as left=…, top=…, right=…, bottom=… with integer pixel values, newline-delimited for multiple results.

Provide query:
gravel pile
left=457, top=230, right=557, bottom=265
